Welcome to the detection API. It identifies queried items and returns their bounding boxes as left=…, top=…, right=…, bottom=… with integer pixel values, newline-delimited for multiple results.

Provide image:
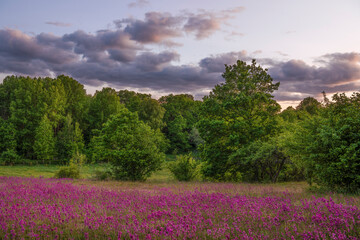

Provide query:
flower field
left=0, top=177, right=359, bottom=239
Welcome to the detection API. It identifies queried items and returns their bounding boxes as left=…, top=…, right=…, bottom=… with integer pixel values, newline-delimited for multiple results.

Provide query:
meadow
left=0, top=174, right=359, bottom=239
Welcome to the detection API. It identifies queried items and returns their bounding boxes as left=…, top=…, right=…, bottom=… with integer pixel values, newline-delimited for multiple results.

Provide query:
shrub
left=168, top=154, right=199, bottom=181
left=0, top=149, right=20, bottom=165
left=54, top=152, right=85, bottom=179
left=54, top=165, right=80, bottom=179
left=93, top=169, right=112, bottom=181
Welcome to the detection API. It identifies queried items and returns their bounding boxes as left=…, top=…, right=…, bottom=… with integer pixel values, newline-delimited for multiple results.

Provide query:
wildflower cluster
left=0, top=177, right=359, bottom=239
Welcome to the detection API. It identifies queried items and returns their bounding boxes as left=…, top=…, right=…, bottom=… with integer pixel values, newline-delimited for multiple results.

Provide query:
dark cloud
left=0, top=29, right=77, bottom=65
left=62, top=30, right=139, bottom=64
left=45, top=21, right=71, bottom=27
left=134, top=51, right=180, bottom=71
left=0, top=27, right=359, bottom=103
left=199, top=51, right=250, bottom=73
left=270, top=53, right=360, bottom=84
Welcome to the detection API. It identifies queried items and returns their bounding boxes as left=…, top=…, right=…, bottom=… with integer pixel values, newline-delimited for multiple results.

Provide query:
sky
left=0, top=0, right=359, bottom=109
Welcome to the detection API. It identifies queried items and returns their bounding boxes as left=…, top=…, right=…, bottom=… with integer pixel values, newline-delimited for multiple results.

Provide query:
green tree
left=159, top=94, right=202, bottom=153
left=58, top=75, right=90, bottom=131
left=0, top=118, right=19, bottom=164
left=296, top=96, right=322, bottom=115
left=197, top=59, right=280, bottom=180
left=1, top=76, right=67, bottom=159
left=118, top=90, right=165, bottom=130
left=91, top=108, right=166, bottom=181
left=34, top=115, right=55, bottom=163
left=229, top=135, right=291, bottom=183
left=87, top=88, right=123, bottom=137
left=294, top=93, right=360, bottom=193
left=56, top=114, right=85, bottom=163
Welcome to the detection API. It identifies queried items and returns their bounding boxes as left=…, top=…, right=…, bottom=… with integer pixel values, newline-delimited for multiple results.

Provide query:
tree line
left=0, top=60, right=359, bottom=192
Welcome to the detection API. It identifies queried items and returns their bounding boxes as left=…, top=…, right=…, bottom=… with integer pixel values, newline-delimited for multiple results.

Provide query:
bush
left=54, top=165, right=80, bottom=179
left=0, top=149, right=20, bottom=165
left=168, top=154, right=200, bottom=181
left=93, top=169, right=112, bottom=181
left=54, top=152, right=85, bottom=179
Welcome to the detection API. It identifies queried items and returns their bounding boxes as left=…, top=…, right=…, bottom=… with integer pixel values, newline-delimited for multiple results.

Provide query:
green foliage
left=288, top=93, right=360, bottom=193
left=88, top=88, right=123, bottom=132
left=160, top=94, right=202, bottom=153
left=54, top=152, right=85, bottom=179
left=168, top=154, right=200, bottom=181
left=1, top=76, right=66, bottom=159
left=0, top=118, right=18, bottom=165
left=198, top=59, right=281, bottom=180
left=55, top=165, right=80, bottom=179
left=118, top=90, right=165, bottom=130
left=91, top=108, right=166, bottom=181
left=34, top=115, right=55, bottom=163
left=93, top=169, right=112, bottom=181
left=229, top=136, right=289, bottom=183
left=296, top=97, right=322, bottom=115
left=57, top=75, right=89, bottom=129
left=0, top=150, right=20, bottom=166
left=56, top=114, right=85, bottom=163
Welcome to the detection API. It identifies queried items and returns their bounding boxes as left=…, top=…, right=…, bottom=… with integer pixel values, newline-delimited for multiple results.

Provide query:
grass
left=0, top=164, right=108, bottom=179
left=0, top=162, right=174, bottom=181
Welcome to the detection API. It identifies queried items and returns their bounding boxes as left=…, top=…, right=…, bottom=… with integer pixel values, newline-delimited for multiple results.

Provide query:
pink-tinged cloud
left=118, top=12, right=183, bottom=44
left=184, top=7, right=245, bottom=39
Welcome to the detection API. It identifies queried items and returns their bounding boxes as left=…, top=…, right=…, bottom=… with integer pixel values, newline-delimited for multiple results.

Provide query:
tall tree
left=34, top=115, right=55, bottom=163
left=57, top=75, right=90, bottom=130
left=87, top=88, right=123, bottom=139
left=159, top=94, right=202, bottom=153
left=56, top=114, right=84, bottom=163
left=118, top=90, right=165, bottom=130
left=0, top=118, right=19, bottom=164
left=198, top=59, right=280, bottom=180
left=296, top=97, right=322, bottom=115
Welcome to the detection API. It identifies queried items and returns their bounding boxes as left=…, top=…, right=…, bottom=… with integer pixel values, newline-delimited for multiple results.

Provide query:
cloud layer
left=0, top=9, right=359, bottom=103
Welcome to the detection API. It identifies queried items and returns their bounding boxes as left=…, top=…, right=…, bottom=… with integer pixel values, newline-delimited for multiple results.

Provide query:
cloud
left=128, top=0, right=149, bottom=8
left=134, top=51, right=180, bottom=71
left=62, top=30, right=140, bottom=63
left=268, top=52, right=360, bottom=98
left=114, top=7, right=245, bottom=45
left=199, top=51, right=250, bottom=73
left=184, top=7, right=245, bottom=39
left=45, top=21, right=72, bottom=27
left=118, top=12, right=183, bottom=44
left=0, top=26, right=359, bottom=103
left=0, top=29, right=77, bottom=65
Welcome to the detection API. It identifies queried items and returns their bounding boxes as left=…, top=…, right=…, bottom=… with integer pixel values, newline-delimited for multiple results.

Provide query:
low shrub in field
left=93, top=169, right=112, bottom=181
left=168, top=154, right=199, bottom=181
left=54, top=152, right=85, bottom=179
left=54, top=165, right=80, bottom=179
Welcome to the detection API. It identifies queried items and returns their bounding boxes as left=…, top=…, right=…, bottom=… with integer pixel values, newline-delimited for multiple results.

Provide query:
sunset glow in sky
left=0, top=0, right=359, bottom=108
